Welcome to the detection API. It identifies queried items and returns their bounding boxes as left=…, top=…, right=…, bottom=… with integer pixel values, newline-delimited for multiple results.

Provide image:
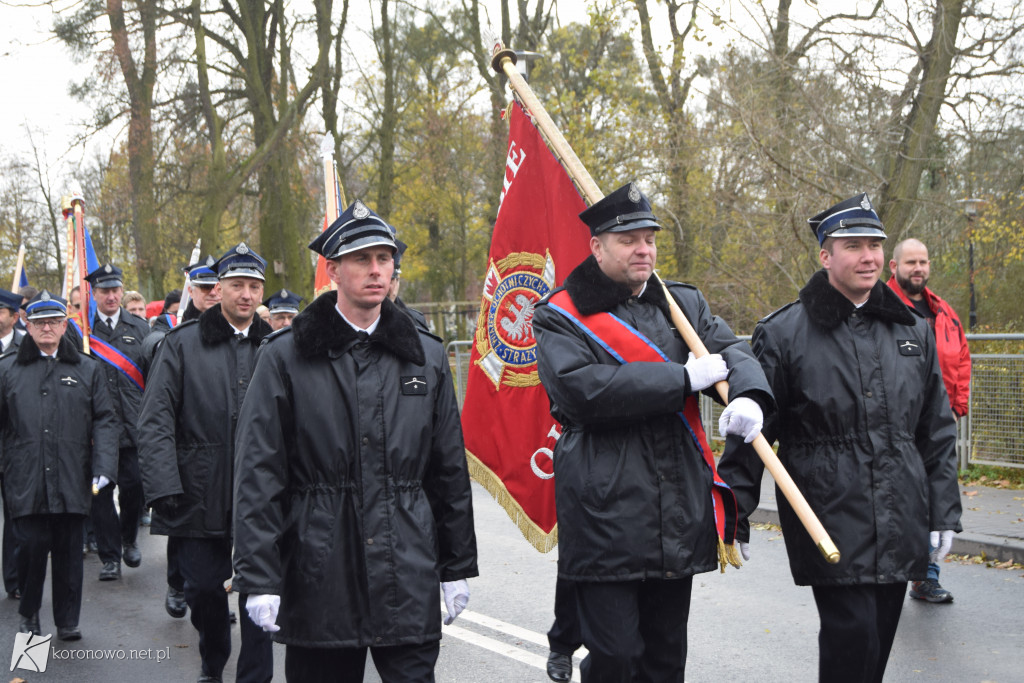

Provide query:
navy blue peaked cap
left=808, top=193, right=887, bottom=246
left=308, top=199, right=397, bottom=260
left=85, top=264, right=124, bottom=289
left=579, top=182, right=661, bottom=237
left=25, top=290, right=67, bottom=319
left=0, top=288, right=20, bottom=312
left=214, top=243, right=266, bottom=281
left=263, top=289, right=304, bottom=314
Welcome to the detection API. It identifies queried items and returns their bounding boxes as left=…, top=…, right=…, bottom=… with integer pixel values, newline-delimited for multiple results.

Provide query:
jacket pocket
left=293, top=493, right=338, bottom=585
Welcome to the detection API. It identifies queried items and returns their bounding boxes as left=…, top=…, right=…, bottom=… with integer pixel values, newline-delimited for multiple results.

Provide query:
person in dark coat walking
left=532, top=183, right=773, bottom=683
left=81, top=263, right=151, bottom=581
left=718, top=194, right=962, bottom=683
left=138, top=244, right=273, bottom=683
left=0, top=287, right=26, bottom=600
left=0, top=291, right=118, bottom=640
left=232, top=200, right=478, bottom=683
left=142, top=257, right=221, bottom=621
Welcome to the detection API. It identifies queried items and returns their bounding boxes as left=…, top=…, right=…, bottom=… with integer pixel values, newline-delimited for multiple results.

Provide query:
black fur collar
left=181, top=300, right=200, bottom=322
left=562, top=254, right=671, bottom=316
left=16, top=330, right=81, bottom=365
left=799, top=269, right=916, bottom=330
left=198, top=304, right=273, bottom=345
left=291, top=292, right=425, bottom=365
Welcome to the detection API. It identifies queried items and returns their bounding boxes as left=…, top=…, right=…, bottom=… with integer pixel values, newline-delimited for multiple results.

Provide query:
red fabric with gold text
left=461, top=101, right=591, bottom=551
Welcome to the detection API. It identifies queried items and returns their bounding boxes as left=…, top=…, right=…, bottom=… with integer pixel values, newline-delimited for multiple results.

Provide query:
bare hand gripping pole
left=490, top=41, right=840, bottom=564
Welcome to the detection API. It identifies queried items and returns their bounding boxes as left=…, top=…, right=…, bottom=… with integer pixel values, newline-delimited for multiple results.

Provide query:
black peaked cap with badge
left=808, top=193, right=887, bottom=246
left=214, top=243, right=266, bottom=281
left=393, top=239, right=408, bottom=276
left=263, top=289, right=304, bottom=314
left=579, top=182, right=662, bottom=237
left=308, top=199, right=397, bottom=259
left=25, top=290, right=68, bottom=319
left=0, top=288, right=20, bottom=312
left=85, top=264, right=124, bottom=290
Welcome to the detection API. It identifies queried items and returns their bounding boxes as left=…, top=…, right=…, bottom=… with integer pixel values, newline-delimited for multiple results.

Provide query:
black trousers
left=575, top=577, right=693, bottom=683
left=237, top=593, right=274, bottom=683
left=166, top=535, right=183, bottom=591
left=15, top=513, right=84, bottom=628
left=812, top=583, right=907, bottom=683
left=285, top=640, right=440, bottom=683
left=91, top=446, right=144, bottom=565
left=548, top=577, right=583, bottom=656
left=0, top=474, right=22, bottom=595
left=176, top=537, right=273, bottom=680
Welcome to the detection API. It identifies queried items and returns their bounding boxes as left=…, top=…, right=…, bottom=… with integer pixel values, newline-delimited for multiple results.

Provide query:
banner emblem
left=475, top=251, right=556, bottom=389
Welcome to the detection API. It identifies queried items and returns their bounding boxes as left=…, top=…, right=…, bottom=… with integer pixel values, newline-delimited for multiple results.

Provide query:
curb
left=751, top=506, right=1024, bottom=565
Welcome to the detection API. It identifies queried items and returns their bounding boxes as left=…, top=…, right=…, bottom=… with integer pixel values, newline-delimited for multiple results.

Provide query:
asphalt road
left=3, top=482, right=1022, bottom=681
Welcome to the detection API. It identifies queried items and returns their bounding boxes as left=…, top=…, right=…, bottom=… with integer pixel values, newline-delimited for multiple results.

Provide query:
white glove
left=719, top=397, right=764, bottom=444
left=684, top=352, right=728, bottom=392
left=739, top=542, right=751, bottom=562
left=92, top=475, right=110, bottom=490
left=929, top=530, right=954, bottom=563
left=442, top=579, right=469, bottom=625
left=246, top=594, right=281, bottom=632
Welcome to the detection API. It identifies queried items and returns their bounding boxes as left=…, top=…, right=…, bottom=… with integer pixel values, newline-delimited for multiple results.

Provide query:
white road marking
left=442, top=607, right=588, bottom=667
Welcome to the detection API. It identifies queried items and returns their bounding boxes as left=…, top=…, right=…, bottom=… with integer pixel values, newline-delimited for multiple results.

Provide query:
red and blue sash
left=161, top=313, right=177, bottom=329
left=547, top=290, right=739, bottom=556
left=68, top=319, right=145, bottom=392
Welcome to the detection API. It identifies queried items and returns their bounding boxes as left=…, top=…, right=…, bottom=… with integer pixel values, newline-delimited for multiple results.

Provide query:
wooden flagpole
left=62, top=197, right=77, bottom=301
left=71, top=190, right=91, bottom=354
left=10, top=244, right=25, bottom=292
left=489, top=39, right=840, bottom=564
left=178, top=239, right=202, bottom=324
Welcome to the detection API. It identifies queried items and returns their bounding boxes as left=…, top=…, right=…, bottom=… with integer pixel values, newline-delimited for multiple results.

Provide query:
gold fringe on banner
left=466, top=450, right=558, bottom=553
left=717, top=538, right=743, bottom=573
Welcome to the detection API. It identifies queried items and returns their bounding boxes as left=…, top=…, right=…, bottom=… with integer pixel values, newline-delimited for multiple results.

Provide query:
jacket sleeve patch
left=401, top=375, right=428, bottom=395
left=897, top=339, right=922, bottom=356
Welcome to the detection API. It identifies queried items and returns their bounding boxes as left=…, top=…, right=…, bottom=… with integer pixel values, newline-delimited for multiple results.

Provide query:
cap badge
left=627, top=184, right=641, bottom=204
left=279, top=289, right=287, bottom=298
left=860, top=195, right=872, bottom=211
left=104, top=264, right=112, bottom=273
left=353, top=201, right=370, bottom=219
left=41, top=291, right=51, bottom=301
left=205, top=255, right=216, bottom=266
left=237, top=243, right=250, bottom=255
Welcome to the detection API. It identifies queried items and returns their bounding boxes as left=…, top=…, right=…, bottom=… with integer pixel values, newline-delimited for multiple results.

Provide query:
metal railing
left=447, top=334, right=1024, bottom=469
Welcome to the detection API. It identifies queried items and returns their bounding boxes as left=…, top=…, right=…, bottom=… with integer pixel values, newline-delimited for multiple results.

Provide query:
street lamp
left=956, top=198, right=987, bottom=331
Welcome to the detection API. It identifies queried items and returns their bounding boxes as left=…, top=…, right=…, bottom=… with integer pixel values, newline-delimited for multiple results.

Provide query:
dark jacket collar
left=181, top=300, right=201, bottom=322
left=291, top=291, right=425, bottom=365
left=16, top=331, right=81, bottom=365
left=198, top=304, right=272, bottom=345
left=562, top=254, right=670, bottom=316
left=799, top=269, right=916, bottom=330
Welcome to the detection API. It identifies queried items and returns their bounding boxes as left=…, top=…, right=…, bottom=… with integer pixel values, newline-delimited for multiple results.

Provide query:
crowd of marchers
left=0, top=185, right=968, bottom=683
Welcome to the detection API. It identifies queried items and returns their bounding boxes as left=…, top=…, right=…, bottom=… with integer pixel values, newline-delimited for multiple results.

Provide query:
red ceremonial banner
left=461, top=101, right=592, bottom=552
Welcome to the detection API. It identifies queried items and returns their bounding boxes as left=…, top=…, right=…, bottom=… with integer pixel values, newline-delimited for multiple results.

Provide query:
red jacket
left=887, top=278, right=971, bottom=416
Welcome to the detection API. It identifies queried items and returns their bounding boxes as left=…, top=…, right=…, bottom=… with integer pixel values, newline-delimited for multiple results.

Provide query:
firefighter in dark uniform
left=143, top=256, right=220, bottom=620
left=261, top=289, right=303, bottom=331
left=0, top=291, right=118, bottom=639
left=0, top=287, right=25, bottom=600
left=138, top=244, right=273, bottom=683
left=83, top=263, right=151, bottom=581
left=532, top=183, right=773, bottom=683
left=232, top=200, right=478, bottom=683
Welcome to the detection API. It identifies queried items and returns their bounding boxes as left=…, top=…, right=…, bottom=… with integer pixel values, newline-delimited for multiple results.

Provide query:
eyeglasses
left=29, top=319, right=66, bottom=328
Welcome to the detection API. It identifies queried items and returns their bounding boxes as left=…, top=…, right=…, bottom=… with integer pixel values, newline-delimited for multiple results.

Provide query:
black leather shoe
left=19, top=613, right=40, bottom=636
left=99, top=561, right=121, bottom=581
left=87, top=539, right=99, bottom=554
left=7, top=588, right=20, bottom=600
left=166, top=586, right=187, bottom=618
left=197, top=674, right=222, bottom=682
left=228, top=610, right=237, bottom=624
left=58, top=625, right=82, bottom=641
left=122, top=541, right=142, bottom=568
left=547, top=651, right=573, bottom=682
